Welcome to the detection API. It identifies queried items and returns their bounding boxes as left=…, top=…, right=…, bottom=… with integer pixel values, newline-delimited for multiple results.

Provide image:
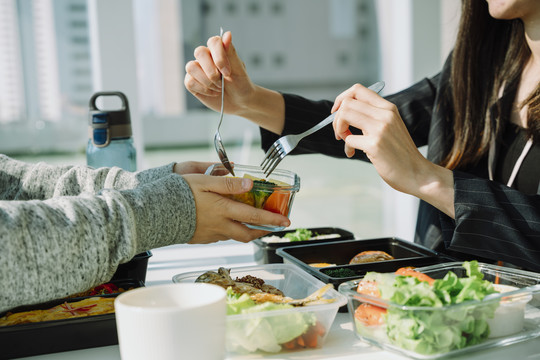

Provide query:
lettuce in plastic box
left=225, top=288, right=316, bottom=353
left=380, top=261, right=499, bottom=355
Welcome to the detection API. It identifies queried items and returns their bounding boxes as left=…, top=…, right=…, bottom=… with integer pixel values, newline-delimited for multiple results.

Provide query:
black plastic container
left=253, top=227, right=355, bottom=264
left=317, top=256, right=451, bottom=288
left=0, top=279, right=144, bottom=359
left=111, top=250, right=152, bottom=283
left=276, top=238, right=451, bottom=285
left=276, top=237, right=455, bottom=312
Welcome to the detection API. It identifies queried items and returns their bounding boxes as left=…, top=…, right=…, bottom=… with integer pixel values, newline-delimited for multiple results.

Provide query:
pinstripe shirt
left=259, top=56, right=540, bottom=272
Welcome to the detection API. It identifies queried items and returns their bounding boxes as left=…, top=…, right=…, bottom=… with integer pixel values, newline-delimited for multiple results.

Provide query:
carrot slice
left=302, top=329, right=318, bottom=348
left=495, top=260, right=504, bottom=284
left=303, top=321, right=326, bottom=348
left=395, top=267, right=435, bottom=285
left=283, top=339, right=296, bottom=349
left=314, top=321, right=326, bottom=337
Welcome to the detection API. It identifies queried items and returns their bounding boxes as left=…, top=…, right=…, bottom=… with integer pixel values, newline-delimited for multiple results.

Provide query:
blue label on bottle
left=93, top=128, right=108, bottom=146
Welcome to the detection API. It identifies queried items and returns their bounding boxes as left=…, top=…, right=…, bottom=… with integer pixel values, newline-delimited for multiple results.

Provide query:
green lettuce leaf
left=284, top=228, right=313, bottom=242
left=377, top=261, right=498, bottom=355
left=225, top=288, right=316, bottom=353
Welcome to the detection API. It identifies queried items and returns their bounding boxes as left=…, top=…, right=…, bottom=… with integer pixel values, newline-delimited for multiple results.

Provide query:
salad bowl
left=339, top=261, right=540, bottom=359
left=173, top=263, right=347, bottom=354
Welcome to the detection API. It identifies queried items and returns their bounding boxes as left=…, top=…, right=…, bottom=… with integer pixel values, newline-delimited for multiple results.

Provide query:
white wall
left=375, top=0, right=460, bottom=241
left=87, top=0, right=145, bottom=168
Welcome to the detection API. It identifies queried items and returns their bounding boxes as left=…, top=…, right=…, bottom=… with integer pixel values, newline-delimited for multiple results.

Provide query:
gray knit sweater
left=0, top=155, right=196, bottom=312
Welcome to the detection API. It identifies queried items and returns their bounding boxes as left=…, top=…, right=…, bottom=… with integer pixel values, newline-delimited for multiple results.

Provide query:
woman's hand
left=332, top=83, right=455, bottom=217
left=184, top=31, right=286, bottom=134
left=182, top=174, right=291, bottom=244
left=173, top=161, right=216, bottom=175
left=184, top=31, right=256, bottom=116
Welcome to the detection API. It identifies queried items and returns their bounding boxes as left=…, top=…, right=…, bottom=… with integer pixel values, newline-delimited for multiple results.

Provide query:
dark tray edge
left=0, top=279, right=145, bottom=359
left=253, top=227, right=355, bottom=250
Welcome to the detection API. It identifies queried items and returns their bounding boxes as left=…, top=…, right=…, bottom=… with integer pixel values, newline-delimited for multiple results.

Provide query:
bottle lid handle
left=89, top=91, right=129, bottom=112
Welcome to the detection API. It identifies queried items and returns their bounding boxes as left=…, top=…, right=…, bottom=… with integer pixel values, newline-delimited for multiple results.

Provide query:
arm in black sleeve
left=259, top=95, right=349, bottom=158
left=259, top=74, right=442, bottom=161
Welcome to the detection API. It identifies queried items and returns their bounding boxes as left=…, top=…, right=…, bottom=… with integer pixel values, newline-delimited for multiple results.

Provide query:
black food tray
left=317, top=256, right=451, bottom=288
left=276, top=237, right=456, bottom=312
left=0, top=279, right=144, bottom=359
left=253, top=227, right=355, bottom=264
left=111, top=250, right=152, bottom=283
left=276, top=238, right=454, bottom=285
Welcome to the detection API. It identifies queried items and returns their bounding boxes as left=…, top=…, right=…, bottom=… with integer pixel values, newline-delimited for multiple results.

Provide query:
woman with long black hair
left=185, top=0, right=540, bottom=271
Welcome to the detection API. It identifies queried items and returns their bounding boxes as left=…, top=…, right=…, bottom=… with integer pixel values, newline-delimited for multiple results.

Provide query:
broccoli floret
left=284, top=228, right=313, bottom=242
left=251, top=179, right=275, bottom=208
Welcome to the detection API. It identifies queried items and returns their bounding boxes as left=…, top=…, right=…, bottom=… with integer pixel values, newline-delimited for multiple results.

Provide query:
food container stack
left=339, top=261, right=540, bottom=359
left=173, top=263, right=347, bottom=355
left=277, top=237, right=447, bottom=289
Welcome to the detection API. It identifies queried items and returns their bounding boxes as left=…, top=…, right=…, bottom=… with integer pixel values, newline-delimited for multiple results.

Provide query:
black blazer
left=259, top=56, right=540, bottom=272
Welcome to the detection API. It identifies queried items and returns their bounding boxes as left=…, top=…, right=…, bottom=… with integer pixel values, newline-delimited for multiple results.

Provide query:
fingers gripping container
left=86, top=91, right=137, bottom=171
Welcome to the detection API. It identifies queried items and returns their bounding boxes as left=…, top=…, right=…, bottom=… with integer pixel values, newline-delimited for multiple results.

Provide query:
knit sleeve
left=0, top=168, right=196, bottom=312
left=0, top=154, right=174, bottom=200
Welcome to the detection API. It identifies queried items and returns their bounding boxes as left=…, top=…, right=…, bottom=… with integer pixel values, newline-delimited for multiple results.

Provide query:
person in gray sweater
left=0, top=155, right=290, bottom=312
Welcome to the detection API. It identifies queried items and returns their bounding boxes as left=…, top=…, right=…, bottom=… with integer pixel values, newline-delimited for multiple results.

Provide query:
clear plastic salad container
left=205, top=163, right=300, bottom=231
left=173, top=263, right=347, bottom=354
left=338, top=261, right=540, bottom=359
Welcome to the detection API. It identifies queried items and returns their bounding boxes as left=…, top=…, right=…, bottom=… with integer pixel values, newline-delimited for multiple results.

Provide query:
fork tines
left=260, top=144, right=284, bottom=177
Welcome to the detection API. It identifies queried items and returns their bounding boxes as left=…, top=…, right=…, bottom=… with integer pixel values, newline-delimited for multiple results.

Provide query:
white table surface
left=20, top=241, right=540, bottom=360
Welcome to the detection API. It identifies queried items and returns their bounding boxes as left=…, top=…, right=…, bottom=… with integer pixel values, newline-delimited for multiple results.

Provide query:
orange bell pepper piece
left=263, top=191, right=291, bottom=215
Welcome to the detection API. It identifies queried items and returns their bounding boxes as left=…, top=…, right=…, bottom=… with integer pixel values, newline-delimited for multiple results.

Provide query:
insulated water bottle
left=86, top=91, right=136, bottom=171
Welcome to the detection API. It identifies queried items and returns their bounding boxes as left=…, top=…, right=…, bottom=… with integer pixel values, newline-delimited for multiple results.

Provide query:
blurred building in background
left=0, top=0, right=386, bottom=154
left=0, top=0, right=460, bottom=241
left=0, top=0, right=92, bottom=153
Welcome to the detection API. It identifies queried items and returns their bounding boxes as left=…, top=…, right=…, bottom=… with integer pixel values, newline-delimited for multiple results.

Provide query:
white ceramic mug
left=115, top=283, right=227, bottom=360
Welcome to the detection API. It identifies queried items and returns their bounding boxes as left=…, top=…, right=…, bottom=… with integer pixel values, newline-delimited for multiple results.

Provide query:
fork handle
left=295, top=81, right=384, bottom=139
left=298, top=113, right=336, bottom=138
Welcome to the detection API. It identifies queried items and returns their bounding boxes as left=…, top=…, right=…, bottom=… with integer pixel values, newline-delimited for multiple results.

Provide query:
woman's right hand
left=184, top=31, right=256, bottom=116
left=331, top=83, right=455, bottom=218
left=182, top=174, right=291, bottom=244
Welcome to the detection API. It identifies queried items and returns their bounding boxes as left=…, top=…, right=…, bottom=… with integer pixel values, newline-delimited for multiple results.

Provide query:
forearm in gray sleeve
left=0, top=154, right=176, bottom=200
left=0, top=173, right=195, bottom=312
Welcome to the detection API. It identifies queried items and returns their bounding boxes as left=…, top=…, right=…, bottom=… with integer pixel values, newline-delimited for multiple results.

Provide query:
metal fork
left=260, top=81, right=385, bottom=177
left=213, top=27, right=235, bottom=176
